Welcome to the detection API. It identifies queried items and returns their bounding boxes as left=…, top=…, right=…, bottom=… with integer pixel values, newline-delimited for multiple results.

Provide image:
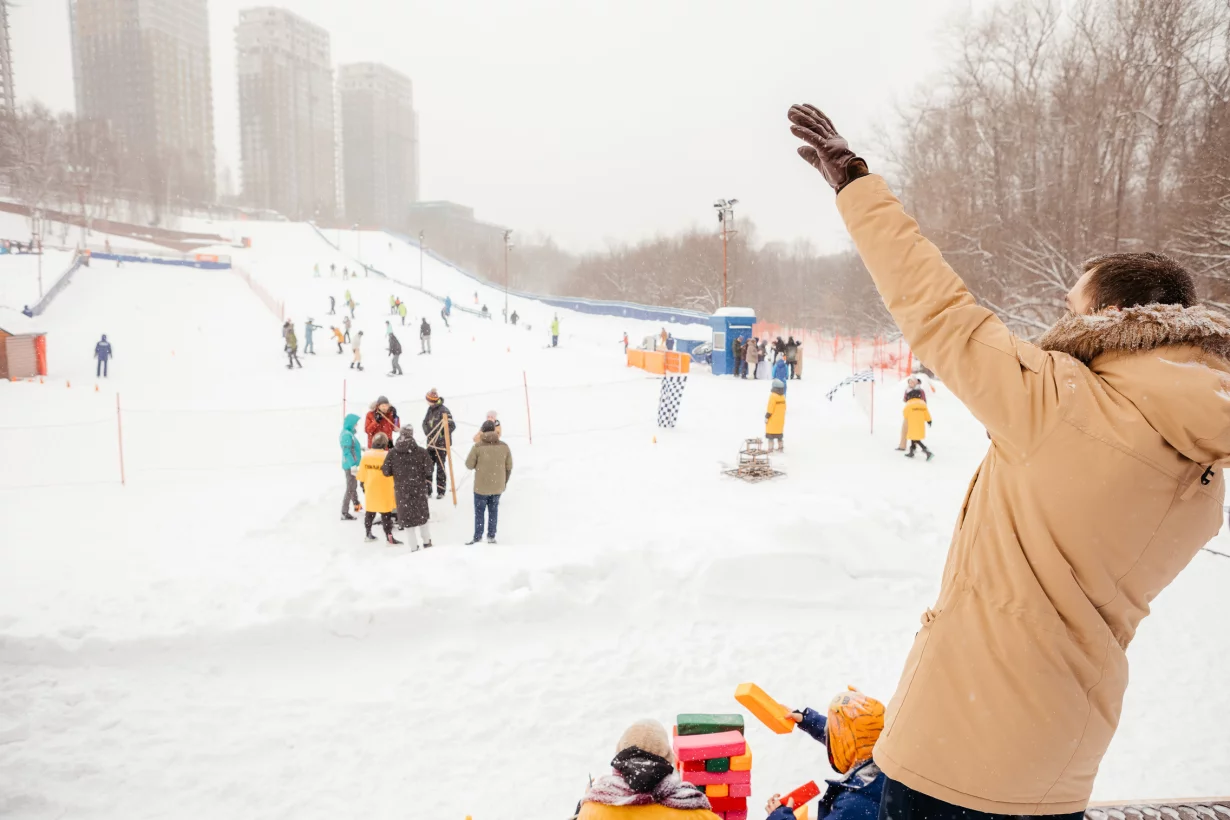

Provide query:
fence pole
left=116, top=392, right=126, bottom=486
left=523, top=370, right=533, bottom=445
left=443, top=412, right=458, bottom=507
left=869, top=380, right=875, bottom=436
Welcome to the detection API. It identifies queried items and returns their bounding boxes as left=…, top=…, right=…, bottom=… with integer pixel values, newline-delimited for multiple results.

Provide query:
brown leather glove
left=787, top=104, right=869, bottom=194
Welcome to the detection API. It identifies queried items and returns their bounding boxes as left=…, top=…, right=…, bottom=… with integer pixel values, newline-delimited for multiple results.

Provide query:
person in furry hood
left=572, top=720, right=718, bottom=820
left=790, top=103, right=1230, bottom=818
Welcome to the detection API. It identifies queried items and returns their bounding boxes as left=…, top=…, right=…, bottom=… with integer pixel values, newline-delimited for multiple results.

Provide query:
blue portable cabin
left=709, top=307, right=756, bottom=376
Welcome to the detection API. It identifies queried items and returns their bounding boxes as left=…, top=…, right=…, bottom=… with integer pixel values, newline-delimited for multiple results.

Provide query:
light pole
left=418, top=230, right=425, bottom=290
left=503, top=229, right=514, bottom=323
left=713, top=199, right=738, bottom=307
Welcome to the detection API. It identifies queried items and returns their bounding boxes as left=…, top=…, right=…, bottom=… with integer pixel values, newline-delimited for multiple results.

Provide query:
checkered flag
left=826, top=368, right=875, bottom=401
left=657, top=375, right=688, bottom=428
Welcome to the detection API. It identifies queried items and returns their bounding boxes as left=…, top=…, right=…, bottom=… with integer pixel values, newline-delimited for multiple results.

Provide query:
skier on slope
left=440, top=305, right=450, bottom=329
left=339, top=413, right=363, bottom=520
left=303, top=318, right=321, bottom=354
left=350, top=330, right=364, bottom=371
left=444, top=295, right=452, bottom=316
left=342, top=315, right=352, bottom=343
left=621, top=332, right=629, bottom=354
left=511, top=310, right=519, bottom=326
left=551, top=315, right=560, bottom=347
left=283, top=321, right=302, bottom=369
left=329, top=295, right=336, bottom=315
left=388, top=332, right=404, bottom=376
left=422, top=389, right=455, bottom=499
left=390, top=294, right=397, bottom=315
left=420, top=318, right=432, bottom=354
left=332, top=326, right=345, bottom=354
left=381, top=428, right=435, bottom=550
left=765, top=688, right=888, bottom=820
left=399, top=301, right=408, bottom=326
left=94, top=334, right=113, bottom=378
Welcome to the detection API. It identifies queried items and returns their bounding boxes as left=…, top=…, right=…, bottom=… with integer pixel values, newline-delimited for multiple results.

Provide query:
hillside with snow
left=0, top=221, right=1226, bottom=819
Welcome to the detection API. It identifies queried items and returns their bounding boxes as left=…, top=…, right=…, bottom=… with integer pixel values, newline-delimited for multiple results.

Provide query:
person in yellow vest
left=766, top=378, right=787, bottom=451
left=357, top=432, right=401, bottom=544
left=902, top=385, right=933, bottom=461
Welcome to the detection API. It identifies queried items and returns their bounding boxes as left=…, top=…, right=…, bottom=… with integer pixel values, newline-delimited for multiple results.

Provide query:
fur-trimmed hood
left=1038, top=303, right=1230, bottom=465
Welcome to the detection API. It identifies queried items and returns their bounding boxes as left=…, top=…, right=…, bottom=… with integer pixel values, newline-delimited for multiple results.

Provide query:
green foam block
left=704, top=757, right=731, bottom=773
left=676, top=713, right=746, bottom=736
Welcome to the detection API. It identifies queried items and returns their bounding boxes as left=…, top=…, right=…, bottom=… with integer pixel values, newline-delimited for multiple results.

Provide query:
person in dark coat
left=422, top=388, right=456, bottom=499
left=388, top=333, right=403, bottom=376
left=420, top=318, right=432, bottom=354
left=731, top=335, right=745, bottom=377
left=766, top=688, right=887, bottom=820
left=94, top=334, right=113, bottom=377
left=381, top=429, right=434, bottom=549
left=773, top=336, right=786, bottom=361
left=785, top=336, right=800, bottom=379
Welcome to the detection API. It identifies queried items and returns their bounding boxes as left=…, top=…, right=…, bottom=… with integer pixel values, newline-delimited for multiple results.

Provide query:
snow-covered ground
left=0, top=225, right=1227, bottom=819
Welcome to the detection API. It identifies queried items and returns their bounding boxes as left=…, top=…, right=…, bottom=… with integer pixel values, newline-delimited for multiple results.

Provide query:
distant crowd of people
left=731, top=335, right=802, bottom=380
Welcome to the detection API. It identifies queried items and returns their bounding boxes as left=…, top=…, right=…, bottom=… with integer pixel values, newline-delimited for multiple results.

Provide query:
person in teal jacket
left=340, top=413, right=363, bottom=520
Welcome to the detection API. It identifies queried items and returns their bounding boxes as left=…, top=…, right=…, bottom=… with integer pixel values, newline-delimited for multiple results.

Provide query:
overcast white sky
left=11, top=0, right=990, bottom=252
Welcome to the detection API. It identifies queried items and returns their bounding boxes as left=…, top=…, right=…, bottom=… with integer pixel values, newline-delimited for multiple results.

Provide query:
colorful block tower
left=673, top=714, right=752, bottom=820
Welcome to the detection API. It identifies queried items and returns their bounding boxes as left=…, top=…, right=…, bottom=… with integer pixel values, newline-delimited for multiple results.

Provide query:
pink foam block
left=726, top=812, right=748, bottom=820
left=729, top=783, right=751, bottom=798
left=672, top=730, right=746, bottom=762
left=680, top=769, right=752, bottom=786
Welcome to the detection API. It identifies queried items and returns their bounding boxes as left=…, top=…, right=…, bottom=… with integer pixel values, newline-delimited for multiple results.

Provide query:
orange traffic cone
left=652, top=435, right=657, bottom=444
left=95, top=384, right=99, bottom=392
left=66, top=380, right=71, bottom=388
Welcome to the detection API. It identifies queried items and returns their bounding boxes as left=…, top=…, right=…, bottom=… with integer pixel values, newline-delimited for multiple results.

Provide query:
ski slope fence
left=0, top=373, right=666, bottom=493
left=29, top=254, right=86, bottom=316
left=753, top=322, right=916, bottom=381
left=233, top=264, right=285, bottom=321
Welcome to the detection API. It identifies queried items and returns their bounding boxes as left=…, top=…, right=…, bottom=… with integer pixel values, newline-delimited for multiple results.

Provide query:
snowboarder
left=365, top=396, right=399, bottom=447
left=766, top=688, right=888, bottom=820
left=339, top=413, right=363, bottom=520
left=329, top=295, right=336, bottom=315
left=464, top=420, right=513, bottom=545
left=381, top=429, right=435, bottom=550
left=350, top=330, right=364, bottom=371
left=398, top=301, right=408, bottom=326
left=440, top=305, right=450, bottom=328
left=332, top=326, right=345, bottom=353
left=510, top=310, right=519, bottom=326
left=303, top=318, right=321, bottom=354
left=283, top=322, right=302, bottom=369
left=550, top=315, right=560, bottom=347
left=903, top=392, right=933, bottom=460
left=422, top=389, right=455, bottom=499
left=388, top=333, right=403, bottom=376
left=357, top=432, right=400, bottom=544
left=420, top=318, right=432, bottom=354
left=94, top=334, right=113, bottom=377
left=773, top=353, right=789, bottom=390
left=342, top=315, right=352, bottom=343
left=766, top=379, right=787, bottom=451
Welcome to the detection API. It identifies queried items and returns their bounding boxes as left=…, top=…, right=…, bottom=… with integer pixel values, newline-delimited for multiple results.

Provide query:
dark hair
left=481, top=420, right=496, bottom=433
left=1084, top=253, right=1198, bottom=310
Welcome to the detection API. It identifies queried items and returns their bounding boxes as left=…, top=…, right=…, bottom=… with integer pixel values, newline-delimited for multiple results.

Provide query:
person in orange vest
left=331, top=326, right=345, bottom=353
left=621, top=332, right=629, bottom=353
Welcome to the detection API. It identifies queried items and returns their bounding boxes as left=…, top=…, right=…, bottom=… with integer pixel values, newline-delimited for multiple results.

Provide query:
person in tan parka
left=788, top=104, right=1230, bottom=819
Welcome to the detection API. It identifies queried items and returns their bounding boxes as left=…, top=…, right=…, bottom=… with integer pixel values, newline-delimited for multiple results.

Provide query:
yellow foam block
left=795, top=804, right=810, bottom=820
left=705, top=784, right=729, bottom=798
left=730, top=744, right=753, bottom=771
left=735, top=682, right=795, bottom=734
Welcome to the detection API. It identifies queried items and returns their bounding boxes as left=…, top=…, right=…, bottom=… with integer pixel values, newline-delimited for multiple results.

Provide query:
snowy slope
left=0, top=232, right=1227, bottom=819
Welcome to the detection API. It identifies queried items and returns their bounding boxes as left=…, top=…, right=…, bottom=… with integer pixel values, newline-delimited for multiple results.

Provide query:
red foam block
left=784, top=780, right=822, bottom=807
left=680, top=769, right=751, bottom=786
left=729, top=783, right=751, bottom=798
left=672, top=730, right=746, bottom=762
left=683, top=760, right=706, bottom=772
left=710, top=796, right=748, bottom=813
left=727, top=812, right=749, bottom=820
